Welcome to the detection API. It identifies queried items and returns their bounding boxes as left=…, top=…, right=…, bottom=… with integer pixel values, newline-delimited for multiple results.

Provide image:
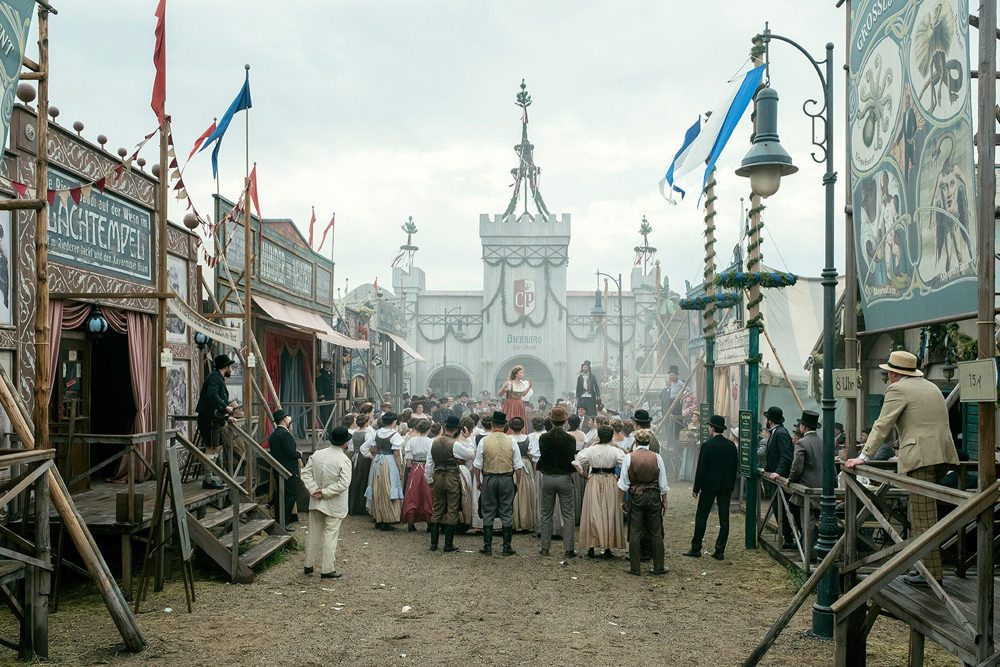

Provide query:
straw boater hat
left=879, top=350, right=923, bottom=377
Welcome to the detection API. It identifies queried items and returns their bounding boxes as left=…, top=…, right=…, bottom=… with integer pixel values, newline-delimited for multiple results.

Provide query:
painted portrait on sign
left=0, top=209, right=12, bottom=327
left=166, top=362, right=189, bottom=435
left=166, top=254, right=188, bottom=343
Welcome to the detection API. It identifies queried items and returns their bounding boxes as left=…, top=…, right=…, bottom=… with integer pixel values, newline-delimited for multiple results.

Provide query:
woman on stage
left=498, top=365, right=532, bottom=425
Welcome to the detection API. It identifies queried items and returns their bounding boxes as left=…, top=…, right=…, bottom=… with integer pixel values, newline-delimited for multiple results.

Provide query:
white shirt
left=617, top=445, right=670, bottom=495
left=580, top=372, right=592, bottom=398
left=574, top=443, right=625, bottom=473
left=527, top=431, right=544, bottom=462
left=423, top=438, right=477, bottom=483
left=473, top=433, right=525, bottom=472
left=584, top=428, right=600, bottom=447
left=360, top=427, right=404, bottom=457
left=405, top=435, right=433, bottom=462
left=619, top=435, right=635, bottom=452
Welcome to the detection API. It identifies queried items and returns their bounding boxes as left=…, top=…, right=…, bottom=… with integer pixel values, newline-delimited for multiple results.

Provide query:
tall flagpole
left=242, top=63, right=255, bottom=494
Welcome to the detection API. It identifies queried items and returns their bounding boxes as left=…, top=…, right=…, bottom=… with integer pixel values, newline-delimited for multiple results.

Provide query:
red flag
left=150, top=0, right=167, bottom=123
left=317, top=213, right=335, bottom=251
left=308, top=206, right=316, bottom=248
left=69, top=187, right=82, bottom=205
left=46, top=189, right=55, bottom=205
left=11, top=182, right=27, bottom=198
left=373, top=277, right=379, bottom=298
left=94, top=177, right=106, bottom=192
left=187, top=120, right=216, bottom=161
left=248, top=164, right=264, bottom=254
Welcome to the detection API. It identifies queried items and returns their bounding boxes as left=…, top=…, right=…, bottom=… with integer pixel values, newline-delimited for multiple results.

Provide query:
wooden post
left=32, top=3, right=50, bottom=484
left=974, top=1, right=997, bottom=663
left=703, top=168, right=718, bottom=413
left=26, top=459, right=49, bottom=659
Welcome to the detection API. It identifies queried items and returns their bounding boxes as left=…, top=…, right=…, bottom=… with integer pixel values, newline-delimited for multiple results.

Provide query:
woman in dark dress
left=348, top=412, right=374, bottom=515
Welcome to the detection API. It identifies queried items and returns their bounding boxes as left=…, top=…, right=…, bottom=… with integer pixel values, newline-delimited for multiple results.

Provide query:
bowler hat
left=669, top=365, right=679, bottom=375
left=492, top=410, right=507, bottom=426
left=549, top=406, right=568, bottom=424
left=328, top=425, right=351, bottom=445
left=634, top=409, right=652, bottom=425
left=444, top=415, right=461, bottom=430
left=381, top=411, right=398, bottom=426
left=708, top=414, right=726, bottom=432
left=214, top=354, right=235, bottom=370
left=799, top=410, right=820, bottom=431
left=764, top=406, right=784, bottom=423
left=272, top=409, right=288, bottom=423
left=878, top=350, right=923, bottom=377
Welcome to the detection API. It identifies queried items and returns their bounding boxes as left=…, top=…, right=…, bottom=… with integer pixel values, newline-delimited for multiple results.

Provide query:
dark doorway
left=89, top=330, right=135, bottom=479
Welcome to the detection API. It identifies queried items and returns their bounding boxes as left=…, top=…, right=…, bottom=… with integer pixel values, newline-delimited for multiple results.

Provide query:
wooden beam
left=849, top=465, right=973, bottom=505
left=0, top=199, right=44, bottom=211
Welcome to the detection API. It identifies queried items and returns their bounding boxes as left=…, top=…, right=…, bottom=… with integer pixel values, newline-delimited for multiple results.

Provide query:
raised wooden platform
left=866, top=573, right=998, bottom=665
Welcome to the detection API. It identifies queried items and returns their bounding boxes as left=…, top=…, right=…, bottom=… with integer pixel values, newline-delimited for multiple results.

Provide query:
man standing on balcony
left=846, top=350, right=959, bottom=586
left=575, top=361, right=601, bottom=416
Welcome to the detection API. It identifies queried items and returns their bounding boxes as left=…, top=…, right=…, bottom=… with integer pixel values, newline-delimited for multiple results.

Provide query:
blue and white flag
left=658, top=117, right=700, bottom=203
left=199, top=71, right=253, bottom=178
left=659, top=64, right=765, bottom=203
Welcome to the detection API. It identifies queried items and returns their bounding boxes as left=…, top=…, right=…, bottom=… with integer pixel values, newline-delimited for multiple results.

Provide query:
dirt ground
left=1, top=480, right=961, bottom=667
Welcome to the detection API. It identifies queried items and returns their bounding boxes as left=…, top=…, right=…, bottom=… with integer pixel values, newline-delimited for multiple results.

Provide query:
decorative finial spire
left=393, top=215, right=419, bottom=269
left=502, top=79, right=552, bottom=222
left=634, top=215, right=657, bottom=272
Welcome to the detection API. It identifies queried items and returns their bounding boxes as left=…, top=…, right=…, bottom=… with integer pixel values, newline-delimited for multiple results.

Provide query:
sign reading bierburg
left=849, top=0, right=978, bottom=331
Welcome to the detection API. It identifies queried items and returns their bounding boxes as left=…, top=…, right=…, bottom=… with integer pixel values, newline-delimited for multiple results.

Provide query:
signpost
left=832, top=368, right=858, bottom=399
left=958, top=359, right=998, bottom=403
left=739, top=409, right=753, bottom=477
left=715, top=326, right=749, bottom=366
left=699, top=402, right=710, bottom=445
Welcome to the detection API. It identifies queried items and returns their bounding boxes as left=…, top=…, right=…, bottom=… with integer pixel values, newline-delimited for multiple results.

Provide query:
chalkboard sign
left=167, top=445, right=193, bottom=561
left=698, top=402, right=710, bottom=446
left=739, top=410, right=753, bottom=477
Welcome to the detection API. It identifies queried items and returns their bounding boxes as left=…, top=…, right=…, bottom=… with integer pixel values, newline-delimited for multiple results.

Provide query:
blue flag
left=199, top=71, right=253, bottom=178
left=659, top=117, right=701, bottom=203
left=700, top=65, right=764, bottom=192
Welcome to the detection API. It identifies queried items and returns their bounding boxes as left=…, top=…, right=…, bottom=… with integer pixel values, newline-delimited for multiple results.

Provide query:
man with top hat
left=846, top=350, right=959, bottom=586
left=683, top=415, right=738, bottom=560
left=761, top=405, right=795, bottom=548
left=300, top=425, right=353, bottom=579
left=536, top=405, right=578, bottom=557
left=473, top=410, right=524, bottom=556
left=618, top=429, right=669, bottom=575
left=632, top=409, right=661, bottom=453
left=424, top=415, right=476, bottom=552
left=195, top=354, right=237, bottom=489
left=269, top=409, right=303, bottom=531
left=575, top=361, right=601, bottom=416
left=787, top=410, right=824, bottom=551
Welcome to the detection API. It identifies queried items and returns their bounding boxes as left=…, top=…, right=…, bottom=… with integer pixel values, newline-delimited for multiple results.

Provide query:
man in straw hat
left=300, top=426, right=353, bottom=579
left=683, top=415, right=738, bottom=561
left=618, top=429, right=669, bottom=575
left=473, top=410, right=525, bottom=556
left=846, top=350, right=959, bottom=586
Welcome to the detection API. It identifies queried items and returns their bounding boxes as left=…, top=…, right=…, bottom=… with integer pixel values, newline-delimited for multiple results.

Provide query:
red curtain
left=47, top=300, right=99, bottom=403
left=108, top=310, right=153, bottom=483
left=263, top=329, right=314, bottom=438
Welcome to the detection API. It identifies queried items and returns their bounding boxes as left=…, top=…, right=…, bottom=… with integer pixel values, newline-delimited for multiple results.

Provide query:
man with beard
left=195, top=354, right=237, bottom=489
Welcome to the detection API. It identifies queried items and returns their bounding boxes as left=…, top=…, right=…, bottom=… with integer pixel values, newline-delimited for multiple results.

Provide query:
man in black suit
left=683, top=415, right=738, bottom=560
left=269, top=409, right=303, bottom=531
left=575, top=361, right=600, bottom=416
left=536, top=406, right=578, bottom=558
left=195, top=354, right=236, bottom=489
left=315, top=359, right=335, bottom=431
left=762, top=406, right=795, bottom=549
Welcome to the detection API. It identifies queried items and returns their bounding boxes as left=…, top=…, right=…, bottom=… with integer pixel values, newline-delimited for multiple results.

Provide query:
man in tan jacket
left=301, top=426, right=353, bottom=579
left=846, top=350, right=958, bottom=586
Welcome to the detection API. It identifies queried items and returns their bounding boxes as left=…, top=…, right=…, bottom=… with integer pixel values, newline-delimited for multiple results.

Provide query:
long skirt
left=578, top=473, right=626, bottom=550
left=458, top=465, right=474, bottom=526
left=502, top=396, right=526, bottom=424
left=401, top=462, right=433, bottom=524
left=513, top=460, right=537, bottom=532
left=365, top=454, right=403, bottom=524
left=535, top=468, right=563, bottom=537
left=574, top=474, right=587, bottom=527
left=348, top=453, right=372, bottom=516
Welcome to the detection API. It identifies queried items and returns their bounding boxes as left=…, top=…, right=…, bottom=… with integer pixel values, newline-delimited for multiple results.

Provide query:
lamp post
left=591, top=272, right=625, bottom=413
left=735, top=24, right=837, bottom=638
left=442, top=306, right=462, bottom=396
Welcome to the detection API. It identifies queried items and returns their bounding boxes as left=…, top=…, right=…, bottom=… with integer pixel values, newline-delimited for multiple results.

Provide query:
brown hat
left=549, top=405, right=568, bottom=424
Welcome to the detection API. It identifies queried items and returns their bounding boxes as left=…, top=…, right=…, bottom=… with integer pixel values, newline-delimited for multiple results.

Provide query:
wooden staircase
left=177, top=432, right=294, bottom=583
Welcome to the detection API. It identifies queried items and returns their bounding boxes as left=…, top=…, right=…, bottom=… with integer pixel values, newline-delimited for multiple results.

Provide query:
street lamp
left=736, top=24, right=838, bottom=639
left=590, top=272, right=625, bottom=414
left=442, top=306, right=461, bottom=397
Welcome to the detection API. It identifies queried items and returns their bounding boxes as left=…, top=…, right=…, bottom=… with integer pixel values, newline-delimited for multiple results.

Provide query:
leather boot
left=480, top=526, right=493, bottom=555
left=443, top=524, right=458, bottom=552
left=428, top=523, right=440, bottom=551
left=502, top=526, right=516, bottom=556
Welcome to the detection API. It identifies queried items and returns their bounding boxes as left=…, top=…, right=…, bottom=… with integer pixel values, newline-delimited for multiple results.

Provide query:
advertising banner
left=849, top=0, right=977, bottom=331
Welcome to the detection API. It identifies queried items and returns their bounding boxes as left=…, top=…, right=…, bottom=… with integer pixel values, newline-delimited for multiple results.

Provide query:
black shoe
left=539, top=548, right=550, bottom=556
left=626, top=569, right=641, bottom=576
left=781, top=541, right=796, bottom=550
left=603, top=549, right=614, bottom=559
left=320, top=571, right=343, bottom=579
left=382, top=523, right=395, bottom=531
left=711, top=550, right=725, bottom=561
left=649, top=567, right=669, bottom=575
left=564, top=550, right=577, bottom=559
left=480, top=526, right=493, bottom=555
left=502, top=526, right=516, bottom=556
left=443, top=525, right=457, bottom=552
left=303, top=566, right=314, bottom=575
left=408, top=524, right=417, bottom=532
left=903, top=573, right=934, bottom=587
left=587, top=548, right=597, bottom=559
left=428, top=523, right=440, bottom=551
left=284, top=524, right=295, bottom=532
left=682, top=549, right=702, bottom=558
left=201, top=478, right=225, bottom=490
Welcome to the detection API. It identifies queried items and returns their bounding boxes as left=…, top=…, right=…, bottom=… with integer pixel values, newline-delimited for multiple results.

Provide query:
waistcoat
left=628, top=449, right=659, bottom=486
left=482, top=432, right=514, bottom=474
left=431, top=436, right=458, bottom=471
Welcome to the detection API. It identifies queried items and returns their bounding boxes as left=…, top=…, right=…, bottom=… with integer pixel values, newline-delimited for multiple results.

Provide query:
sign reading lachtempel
left=47, top=167, right=153, bottom=283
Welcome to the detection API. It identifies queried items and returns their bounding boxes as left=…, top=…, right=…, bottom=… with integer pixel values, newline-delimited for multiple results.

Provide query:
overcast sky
left=38, top=0, right=852, bottom=296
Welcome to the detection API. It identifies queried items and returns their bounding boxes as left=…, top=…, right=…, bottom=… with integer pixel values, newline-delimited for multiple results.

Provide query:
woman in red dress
left=499, top=365, right=532, bottom=424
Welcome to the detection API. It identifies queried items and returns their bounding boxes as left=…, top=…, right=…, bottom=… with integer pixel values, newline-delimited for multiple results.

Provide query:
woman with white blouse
left=574, top=425, right=627, bottom=558
left=401, top=419, right=434, bottom=531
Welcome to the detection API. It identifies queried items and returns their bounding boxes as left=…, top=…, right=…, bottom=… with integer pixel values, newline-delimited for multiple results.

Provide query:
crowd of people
left=288, top=361, right=739, bottom=580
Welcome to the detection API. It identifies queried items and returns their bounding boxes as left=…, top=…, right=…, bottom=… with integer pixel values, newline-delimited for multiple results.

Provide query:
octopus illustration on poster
left=849, top=0, right=978, bottom=331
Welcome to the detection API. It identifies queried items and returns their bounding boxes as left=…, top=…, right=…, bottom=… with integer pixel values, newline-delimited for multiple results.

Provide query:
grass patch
left=786, top=564, right=808, bottom=591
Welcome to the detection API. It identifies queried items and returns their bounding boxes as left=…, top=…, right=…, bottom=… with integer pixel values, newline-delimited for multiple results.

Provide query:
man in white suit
left=301, top=425, right=353, bottom=579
